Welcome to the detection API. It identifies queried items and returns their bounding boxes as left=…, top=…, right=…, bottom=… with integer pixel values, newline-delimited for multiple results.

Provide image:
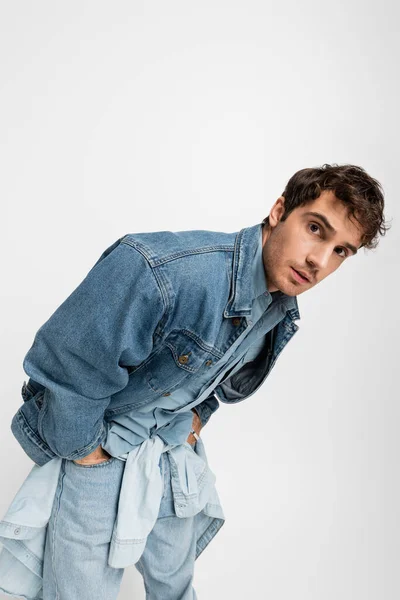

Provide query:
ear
left=268, top=196, right=286, bottom=228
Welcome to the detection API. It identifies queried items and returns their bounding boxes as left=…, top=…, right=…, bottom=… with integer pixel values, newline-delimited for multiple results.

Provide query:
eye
left=308, top=222, right=321, bottom=234
left=335, top=247, right=348, bottom=258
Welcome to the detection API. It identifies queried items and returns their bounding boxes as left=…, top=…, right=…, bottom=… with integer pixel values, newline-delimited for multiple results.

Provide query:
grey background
left=1, top=1, right=398, bottom=599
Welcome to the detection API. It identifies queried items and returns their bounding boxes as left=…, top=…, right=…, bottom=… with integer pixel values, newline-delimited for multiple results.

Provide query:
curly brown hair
left=262, top=164, right=389, bottom=250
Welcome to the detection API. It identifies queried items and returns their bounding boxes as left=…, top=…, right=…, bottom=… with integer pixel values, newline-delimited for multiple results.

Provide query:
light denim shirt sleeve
left=0, top=225, right=296, bottom=598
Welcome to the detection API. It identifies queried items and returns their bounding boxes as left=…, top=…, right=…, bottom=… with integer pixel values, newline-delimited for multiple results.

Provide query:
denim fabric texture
left=0, top=223, right=301, bottom=598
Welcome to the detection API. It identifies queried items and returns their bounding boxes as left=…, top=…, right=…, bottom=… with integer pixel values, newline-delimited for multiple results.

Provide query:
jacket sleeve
left=11, top=238, right=165, bottom=466
left=192, top=393, right=220, bottom=428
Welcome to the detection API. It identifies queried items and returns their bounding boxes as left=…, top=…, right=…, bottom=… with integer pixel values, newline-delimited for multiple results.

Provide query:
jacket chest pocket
left=143, top=330, right=215, bottom=395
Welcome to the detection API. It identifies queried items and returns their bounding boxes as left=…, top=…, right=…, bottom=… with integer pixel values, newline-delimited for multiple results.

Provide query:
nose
left=306, top=245, right=331, bottom=271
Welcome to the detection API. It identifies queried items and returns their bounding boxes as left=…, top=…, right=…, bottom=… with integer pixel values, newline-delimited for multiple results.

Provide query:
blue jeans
left=42, top=450, right=198, bottom=599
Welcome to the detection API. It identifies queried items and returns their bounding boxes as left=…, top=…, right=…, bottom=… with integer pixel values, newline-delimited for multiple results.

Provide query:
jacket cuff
left=11, top=396, right=57, bottom=466
left=192, top=394, right=220, bottom=427
left=11, top=389, right=108, bottom=466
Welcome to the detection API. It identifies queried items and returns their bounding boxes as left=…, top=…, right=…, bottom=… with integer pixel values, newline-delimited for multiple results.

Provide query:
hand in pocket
left=73, top=445, right=112, bottom=465
left=186, top=408, right=202, bottom=446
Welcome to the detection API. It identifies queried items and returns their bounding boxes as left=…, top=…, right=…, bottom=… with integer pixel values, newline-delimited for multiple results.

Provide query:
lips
left=295, top=268, right=310, bottom=281
left=291, top=267, right=310, bottom=283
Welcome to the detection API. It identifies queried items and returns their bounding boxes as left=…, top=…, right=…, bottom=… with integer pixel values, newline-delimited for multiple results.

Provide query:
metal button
left=232, top=317, right=241, bottom=326
left=163, top=392, right=171, bottom=397
left=205, top=360, right=213, bottom=367
left=14, top=527, right=21, bottom=535
left=178, top=354, right=189, bottom=364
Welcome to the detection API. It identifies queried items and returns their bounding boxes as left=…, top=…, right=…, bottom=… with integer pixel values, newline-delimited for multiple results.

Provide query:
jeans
left=42, top=448, right=198, bottom=599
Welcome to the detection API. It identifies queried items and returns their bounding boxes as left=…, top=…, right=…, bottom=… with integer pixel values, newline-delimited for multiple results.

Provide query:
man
left=4, top=164, right=387, bottom=599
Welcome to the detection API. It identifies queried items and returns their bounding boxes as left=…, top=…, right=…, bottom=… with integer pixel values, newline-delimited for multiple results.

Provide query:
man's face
left=261, top=190, right=364, bottom=296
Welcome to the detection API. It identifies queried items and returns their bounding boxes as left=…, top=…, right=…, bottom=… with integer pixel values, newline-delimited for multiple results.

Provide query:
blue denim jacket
left=0, top=223, right=301, bottom=598
left=11, top=222, right=300, bottom=467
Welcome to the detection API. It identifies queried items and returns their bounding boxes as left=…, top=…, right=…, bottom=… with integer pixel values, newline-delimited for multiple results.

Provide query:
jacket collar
left=223, top=223, right=300, bottom=321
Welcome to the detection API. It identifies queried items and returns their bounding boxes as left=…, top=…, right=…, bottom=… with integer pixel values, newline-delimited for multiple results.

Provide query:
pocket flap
left=164, top=330, right=213, bottom=373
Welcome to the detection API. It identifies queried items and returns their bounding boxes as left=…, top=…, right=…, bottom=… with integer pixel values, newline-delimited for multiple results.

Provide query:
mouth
left=291, top=267, right=311, bottom=284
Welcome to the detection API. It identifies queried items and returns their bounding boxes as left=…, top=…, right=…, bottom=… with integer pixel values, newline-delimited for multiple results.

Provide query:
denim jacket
left=11, top=223, right=300, bottom=467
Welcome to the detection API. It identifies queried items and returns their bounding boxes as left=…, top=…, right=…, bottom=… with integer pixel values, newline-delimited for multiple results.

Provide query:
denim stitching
left=51, top=461, right=65, bottom=599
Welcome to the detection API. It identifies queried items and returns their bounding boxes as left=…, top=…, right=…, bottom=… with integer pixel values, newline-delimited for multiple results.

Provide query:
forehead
left=298, top=190, right=364, bottom=247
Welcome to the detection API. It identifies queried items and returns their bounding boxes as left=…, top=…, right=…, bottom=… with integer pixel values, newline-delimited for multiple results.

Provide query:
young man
left=0, top=164, right=387, bottom=599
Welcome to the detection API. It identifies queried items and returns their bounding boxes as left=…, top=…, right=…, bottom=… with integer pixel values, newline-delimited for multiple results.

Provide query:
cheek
left=291, top=233, right=310, bottom=261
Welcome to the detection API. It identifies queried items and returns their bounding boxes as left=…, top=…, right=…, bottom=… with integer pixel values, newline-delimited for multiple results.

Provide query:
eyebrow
left=304, top=211, right=358, bottom=255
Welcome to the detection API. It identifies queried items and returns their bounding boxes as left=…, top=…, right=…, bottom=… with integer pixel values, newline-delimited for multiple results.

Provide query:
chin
left=271, top=275, right=301, bottom=297
left=280, top=285, right=299, bottom=297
